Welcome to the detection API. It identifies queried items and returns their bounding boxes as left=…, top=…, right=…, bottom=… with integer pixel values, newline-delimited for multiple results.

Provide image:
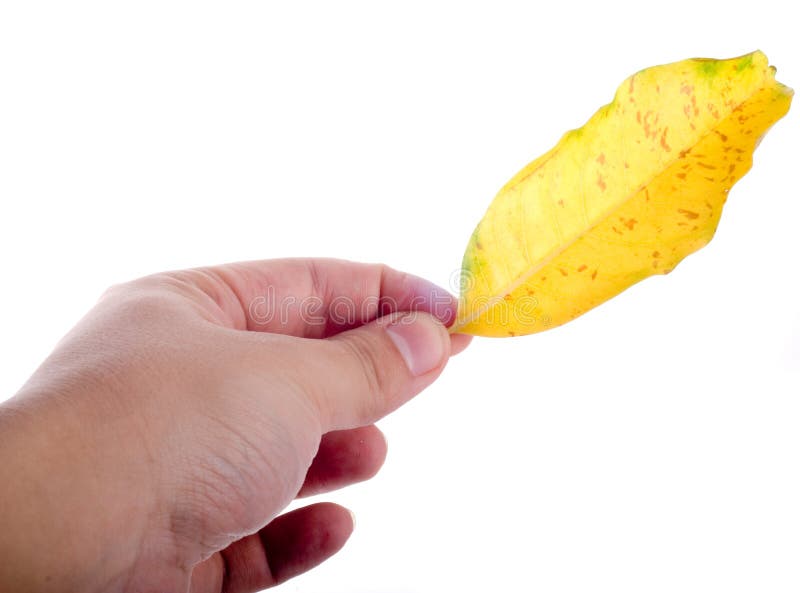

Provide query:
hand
left=0, top=258, right=470, bottom=593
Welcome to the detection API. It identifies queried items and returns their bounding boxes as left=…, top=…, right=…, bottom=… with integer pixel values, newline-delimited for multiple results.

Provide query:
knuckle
left=338, top=333, right=395, bottom=414
left=91, top=280, right=203, bottom=352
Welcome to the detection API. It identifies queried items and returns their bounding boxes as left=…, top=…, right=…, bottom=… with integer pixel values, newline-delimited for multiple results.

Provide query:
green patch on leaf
left=698, top=59, right=722, bottom=77
left=736, top=53, right=754, bottom=72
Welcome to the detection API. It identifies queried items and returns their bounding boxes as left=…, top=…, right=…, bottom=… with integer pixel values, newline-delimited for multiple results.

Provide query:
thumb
left=308, top=311, right=452, bottom=430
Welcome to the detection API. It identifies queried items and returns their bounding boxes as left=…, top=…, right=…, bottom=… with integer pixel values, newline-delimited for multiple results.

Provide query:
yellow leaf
left=452, top=51, right=792, bottom=337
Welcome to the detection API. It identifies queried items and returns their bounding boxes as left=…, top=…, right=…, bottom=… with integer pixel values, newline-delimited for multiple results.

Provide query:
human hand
left=0, top=258, right=470, bottom=593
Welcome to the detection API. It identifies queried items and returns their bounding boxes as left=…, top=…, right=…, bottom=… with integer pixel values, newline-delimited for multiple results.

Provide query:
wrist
left=0, top=394, right=168, bottom=592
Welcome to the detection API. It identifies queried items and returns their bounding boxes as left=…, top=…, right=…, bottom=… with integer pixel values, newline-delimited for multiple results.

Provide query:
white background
left=1, top=2, right=798, bottom=592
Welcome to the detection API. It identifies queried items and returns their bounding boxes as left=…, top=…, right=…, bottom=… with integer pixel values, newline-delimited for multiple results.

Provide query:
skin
left=0, top=258, right=471, bottom=593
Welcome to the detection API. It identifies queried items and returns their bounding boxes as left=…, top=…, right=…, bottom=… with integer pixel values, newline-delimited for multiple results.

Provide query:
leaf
left=452, top=51, right=792, bottom=337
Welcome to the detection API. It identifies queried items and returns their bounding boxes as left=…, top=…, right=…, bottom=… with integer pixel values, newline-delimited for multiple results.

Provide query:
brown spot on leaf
left=597, top=173, right=607, bottom=191
left=678, top=208, right=699, bottom=220
left=714, top=130, right=728, bottom=142
left=680, top=83, right=693, bottom=95
left=559, top=268, right=568, bottom=276
left=596, top=153, right=606, bottom=165
left=642, top=110, right=656, bottom=138
left=591, top=269, right=598, bottom=280
left=696, top=162, right=716, bottom=170
left=623, top=218, right=637, bottom=230
left=652, top=251, right=661, bottom=258
left=660, top=128, right=671, bottom=152
left=676, top=172, right=686, bottom=180
left=558, top=199, right=565, bottom=207
left=612, top=226, right=622, bottom=235
left=577, top=264, right=588, bottom=272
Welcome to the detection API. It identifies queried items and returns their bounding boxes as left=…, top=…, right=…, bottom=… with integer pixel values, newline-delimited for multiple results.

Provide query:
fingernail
left=385, top=313, right=446, bottom=376
left=348, top=509, right=357, bottom=530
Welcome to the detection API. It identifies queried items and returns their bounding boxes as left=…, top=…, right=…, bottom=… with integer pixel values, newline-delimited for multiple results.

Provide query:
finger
left=166, top=258, right=458, bottom=337
left=301, top=310, right=450, bottom=430
left=297, top=425, right=388, bottom=498
left=450, top=332, right=472, bottom=356
left=189, top=553, right=224, bottom=593
left=198, top=502, right=354, bottom=593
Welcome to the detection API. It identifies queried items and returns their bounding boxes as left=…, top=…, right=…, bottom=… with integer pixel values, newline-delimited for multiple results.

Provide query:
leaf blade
left=454, top=51, right=792, bottom=337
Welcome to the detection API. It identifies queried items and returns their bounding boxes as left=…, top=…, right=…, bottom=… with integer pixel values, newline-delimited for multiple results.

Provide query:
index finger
left=168, top=258, right=458, bottom=338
